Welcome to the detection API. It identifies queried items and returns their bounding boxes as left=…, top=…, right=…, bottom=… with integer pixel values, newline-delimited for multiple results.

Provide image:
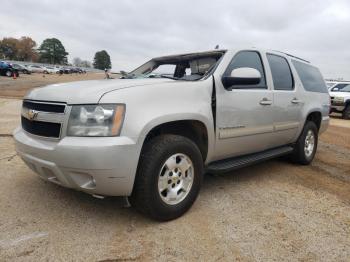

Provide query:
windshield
left=332, top=83, right=350, bottom=92
left=124, top=51, right=225, bottom=81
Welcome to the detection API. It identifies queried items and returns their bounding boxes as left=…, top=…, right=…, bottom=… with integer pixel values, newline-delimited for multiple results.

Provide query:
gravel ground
left=0, top=73, right=105, bottom=98
left=0, top=98, right=349, bottom=261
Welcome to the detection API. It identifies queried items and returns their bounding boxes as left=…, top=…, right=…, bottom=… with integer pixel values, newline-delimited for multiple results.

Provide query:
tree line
left=0, top=36, right=112, bottom=70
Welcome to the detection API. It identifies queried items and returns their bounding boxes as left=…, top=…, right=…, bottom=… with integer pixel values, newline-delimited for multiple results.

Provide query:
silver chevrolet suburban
left=14, top=49, right=330, bottom=221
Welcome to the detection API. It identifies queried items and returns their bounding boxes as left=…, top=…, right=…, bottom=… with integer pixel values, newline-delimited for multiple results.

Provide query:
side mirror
left=332, top=87, right=339, bottom=91
left=222, top=67, right=261, bottom=89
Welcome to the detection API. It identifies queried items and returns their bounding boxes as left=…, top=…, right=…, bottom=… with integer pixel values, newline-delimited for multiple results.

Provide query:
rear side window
left=224, top=51, right=266, bottom=89
left=267, top=54, right=293, bottom=90
left=292, top=60, right=328, bottom=93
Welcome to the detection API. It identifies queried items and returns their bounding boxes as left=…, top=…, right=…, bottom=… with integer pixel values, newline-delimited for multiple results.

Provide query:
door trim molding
left=219, top=125, right=274, bottom=139
left=274, top=121, right=299, bottom=131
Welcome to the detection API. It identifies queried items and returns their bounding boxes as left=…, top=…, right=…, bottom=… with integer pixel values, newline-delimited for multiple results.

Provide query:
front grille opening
left=21, top=116, right=61, bottom=138
left=23, top=101, right=65, bottom=113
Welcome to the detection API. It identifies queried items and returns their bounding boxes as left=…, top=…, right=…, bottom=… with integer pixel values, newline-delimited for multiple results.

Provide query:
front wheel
left=342, top=105, right=350, bottom=120
left=5, top=70, right=12, bottom=77
left=131, top=135, right=203, bottom=221
left=290, top=121, right=318, bottom=165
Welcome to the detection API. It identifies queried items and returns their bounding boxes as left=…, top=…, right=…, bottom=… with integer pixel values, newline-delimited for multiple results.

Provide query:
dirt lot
left=0, top=84, right=349, bottom=261
left=0, top=73, right=105, bottom=98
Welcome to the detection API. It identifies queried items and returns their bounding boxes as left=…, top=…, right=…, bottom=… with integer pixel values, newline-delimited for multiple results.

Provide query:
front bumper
left=13, top=127, right=140, bottom=196
left=330, top=105, right=345, bottom=112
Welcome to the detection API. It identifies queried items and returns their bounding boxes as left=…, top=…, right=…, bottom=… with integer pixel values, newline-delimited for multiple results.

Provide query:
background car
left=329, top=82, right=350, bottom=119
left=26, top=64, right=45, bottom=73
left=11, top=63, right=31, bottom=74
left=58, top=67, right=71, bottom=74
left=326, top=81, right=339, bottom=90
left=43, top=66, right=60, bottom=74
left=0, top=61, right=19, bottom=77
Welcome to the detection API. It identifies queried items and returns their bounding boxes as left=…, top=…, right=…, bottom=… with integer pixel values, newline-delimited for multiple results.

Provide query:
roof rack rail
left=271, top=50, right=310, bottom=63
left=284, top=53, right=310, bottom=63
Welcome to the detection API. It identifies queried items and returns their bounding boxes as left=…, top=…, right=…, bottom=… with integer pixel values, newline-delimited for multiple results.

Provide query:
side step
left=206, top=146, right=294, bottom=174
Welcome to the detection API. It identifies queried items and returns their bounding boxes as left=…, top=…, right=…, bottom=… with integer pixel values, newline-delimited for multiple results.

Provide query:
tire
left=130, top=134, right=204, bottom=221
left=342, top=105, right=350, bottom=120
left=290, top=121, right=318, bottom=165
left=5, top=70, right=12, bottom=77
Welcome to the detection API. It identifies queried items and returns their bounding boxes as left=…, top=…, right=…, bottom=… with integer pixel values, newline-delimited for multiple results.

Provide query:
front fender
left=137, top=113, right=215, bottom=163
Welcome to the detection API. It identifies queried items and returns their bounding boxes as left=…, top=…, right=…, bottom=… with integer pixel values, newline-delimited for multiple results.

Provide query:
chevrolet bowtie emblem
left=27, top=109, right=39, bottom=121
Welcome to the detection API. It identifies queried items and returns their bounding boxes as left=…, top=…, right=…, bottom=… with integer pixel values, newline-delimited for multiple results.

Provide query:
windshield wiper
left=158, top=74, right=182, bottom=80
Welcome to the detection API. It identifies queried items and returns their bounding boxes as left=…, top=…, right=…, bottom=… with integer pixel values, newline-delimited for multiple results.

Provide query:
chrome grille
left=21, top=100, right=66, bottom=138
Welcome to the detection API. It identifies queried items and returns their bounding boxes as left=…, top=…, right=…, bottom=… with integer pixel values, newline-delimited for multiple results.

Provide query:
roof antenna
left=215, top=45, right=219, bottom=49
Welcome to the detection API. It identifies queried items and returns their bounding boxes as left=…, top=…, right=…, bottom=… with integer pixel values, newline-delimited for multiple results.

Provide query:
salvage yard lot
left=0, top=78, right=349, bottom=261
left=0, top=73, right=105, bottom=98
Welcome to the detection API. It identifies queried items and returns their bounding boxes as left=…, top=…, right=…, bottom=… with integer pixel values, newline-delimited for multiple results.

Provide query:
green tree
left=38, top=38, right=68, bottom=64
left=93, top=50, right=111, bottom=70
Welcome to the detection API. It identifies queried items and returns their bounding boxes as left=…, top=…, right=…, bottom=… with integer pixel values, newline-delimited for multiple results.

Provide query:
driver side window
left=224, top=51, right=266, bottom=89
left=152, top=64, right=176, bottom=76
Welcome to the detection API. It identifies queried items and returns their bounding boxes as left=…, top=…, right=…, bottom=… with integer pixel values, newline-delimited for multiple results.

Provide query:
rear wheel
left=342, top=105, right=350, bottom=119
left=290, top=121, right=318, bottom=165
left=131, top=135, right=203, bottom=221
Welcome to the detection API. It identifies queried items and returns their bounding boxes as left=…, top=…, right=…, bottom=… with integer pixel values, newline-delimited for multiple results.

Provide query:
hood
left=26, top=78, right=175, bottom=104
left=329, top=91, right=350, bottom=98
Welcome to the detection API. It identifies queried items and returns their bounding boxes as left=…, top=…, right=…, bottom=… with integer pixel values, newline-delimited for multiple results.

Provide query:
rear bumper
left=319, top=116, right=330, bottom=134
left=13, top=127, right=141, bottom=196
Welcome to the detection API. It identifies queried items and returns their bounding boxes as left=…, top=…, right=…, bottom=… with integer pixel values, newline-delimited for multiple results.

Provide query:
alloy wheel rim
left=304, top=130, right=315, bottom=158
left=158, top=153, right=194, bottom=205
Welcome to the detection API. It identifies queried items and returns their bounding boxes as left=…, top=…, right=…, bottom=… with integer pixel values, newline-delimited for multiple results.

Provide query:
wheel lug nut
left=168, top=180, right=171, bottom=184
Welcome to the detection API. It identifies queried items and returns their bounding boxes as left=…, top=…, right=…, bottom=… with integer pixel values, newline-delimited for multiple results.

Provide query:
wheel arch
left=305, top=111, right=322, bottom=130
left=139, top=116, right=212, bottom=162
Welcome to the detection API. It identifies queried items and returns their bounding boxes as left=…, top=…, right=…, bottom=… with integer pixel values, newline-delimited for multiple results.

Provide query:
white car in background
left=329, top=82, right=350, bottom=119
left=43, top=66, right=60, bottom=74
left=326, top=81, right=339, bottom=90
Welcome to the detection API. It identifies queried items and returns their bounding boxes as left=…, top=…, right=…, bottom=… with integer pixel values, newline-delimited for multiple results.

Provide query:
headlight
left=67, top=104, right=125, bottom=136
left=334, top=97, right=344, bottom=103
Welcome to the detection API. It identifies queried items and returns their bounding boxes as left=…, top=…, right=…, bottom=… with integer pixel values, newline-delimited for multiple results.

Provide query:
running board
left=206, top=146, right=294, bottom=174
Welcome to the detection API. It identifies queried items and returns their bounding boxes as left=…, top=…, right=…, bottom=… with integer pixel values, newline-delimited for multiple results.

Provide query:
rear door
left=266, top=53, right=303, bottom=146
left=214, top=50, right=275, bottom=160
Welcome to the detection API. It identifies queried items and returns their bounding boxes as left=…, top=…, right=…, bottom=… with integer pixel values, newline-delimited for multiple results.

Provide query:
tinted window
left=225, top=51, right=266, bottom=89
left=292, top=60, right=328, bottom=93
left=331, top=83, right=350, bottom=92
left=267, top=54, right=293, bottom=90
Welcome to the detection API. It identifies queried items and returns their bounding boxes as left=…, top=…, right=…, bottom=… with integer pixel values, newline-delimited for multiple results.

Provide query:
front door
left=214, top=50, right=275, bottom=161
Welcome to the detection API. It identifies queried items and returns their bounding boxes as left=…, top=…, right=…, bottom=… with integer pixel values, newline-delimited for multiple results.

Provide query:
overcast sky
left=1, top=0, right=349, bottom=79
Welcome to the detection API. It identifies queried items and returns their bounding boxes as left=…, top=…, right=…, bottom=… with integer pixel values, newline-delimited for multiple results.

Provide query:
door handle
left=291, top=98, right=302, bottom=104
left=259, top=98, right=272, bottom=105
